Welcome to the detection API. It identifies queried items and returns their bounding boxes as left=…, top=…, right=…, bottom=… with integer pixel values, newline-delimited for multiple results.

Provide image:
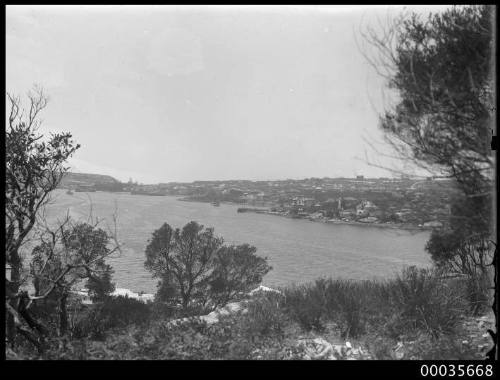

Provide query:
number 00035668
left=420, top=364, right=493, bottom=377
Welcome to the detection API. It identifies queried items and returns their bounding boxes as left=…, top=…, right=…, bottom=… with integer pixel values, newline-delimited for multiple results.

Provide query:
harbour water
left=43, top=190, right=432, bottom=293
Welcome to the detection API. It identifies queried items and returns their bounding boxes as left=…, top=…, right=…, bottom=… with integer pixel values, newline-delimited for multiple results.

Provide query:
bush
left=282, top=278, right=369, bottom=337
left=322, top=279, right=368, bottom=338
left=385, top=266, right=467, bottom=338
left=71, top=296, right=151, bottom=339
left=463, top=271, right=492, bottom=315
left=280, top=268, right=468, bottom=339
left=242, top=293, right=287, bottom=336
left=282, top=283, right=325, bottom=331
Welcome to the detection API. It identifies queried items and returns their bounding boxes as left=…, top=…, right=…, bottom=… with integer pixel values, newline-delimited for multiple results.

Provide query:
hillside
left=59, top=172, right=121, bottom=188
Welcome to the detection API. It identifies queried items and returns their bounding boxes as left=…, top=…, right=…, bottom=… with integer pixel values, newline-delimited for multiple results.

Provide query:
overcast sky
left=6, top=5, right=452, bottom=183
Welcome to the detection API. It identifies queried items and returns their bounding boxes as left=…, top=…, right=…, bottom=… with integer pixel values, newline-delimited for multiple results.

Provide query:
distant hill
left=59, top=172, right=122, bottom=188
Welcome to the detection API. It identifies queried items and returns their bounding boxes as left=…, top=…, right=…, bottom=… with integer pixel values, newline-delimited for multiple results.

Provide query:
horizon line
left=67, top=170, right=443, bottom=185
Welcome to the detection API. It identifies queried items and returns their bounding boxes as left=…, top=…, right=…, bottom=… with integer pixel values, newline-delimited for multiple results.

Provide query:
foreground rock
left=295, top=338, right=372, bottom=360
left=166, top=285, right=282, bottom=327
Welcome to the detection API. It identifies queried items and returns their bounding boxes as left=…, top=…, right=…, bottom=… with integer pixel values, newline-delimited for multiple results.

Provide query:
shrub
left=323, top=279, right=367, bottom=338
left=385, top=266, right=467, bottom=337
left=242, top=293, right=287, bottom=336
left=404, top=332, right=485, bottom=360
left=463, top=271, right=492, bottom=315
left=71, top=295, right=151, bottom=339
left=282, top=278, right=368, bottom=337
left=282, top=283, right=325, bottom=331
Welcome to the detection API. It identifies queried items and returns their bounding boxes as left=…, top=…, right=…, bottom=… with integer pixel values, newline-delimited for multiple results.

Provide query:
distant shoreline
left=178, top=197, right=430, bottom=232
left=62, top=193, right=431, bottom=232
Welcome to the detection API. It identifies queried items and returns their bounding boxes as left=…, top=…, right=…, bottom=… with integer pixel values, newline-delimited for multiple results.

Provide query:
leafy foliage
left=144, top=221, right=271, bottom=311
left=29, top=222, right=116, bottom=337
left=364, top=3, right=494, bottom=319
left=425, top=196, right=493, bottom=313
left=365, top=5, right=493, bottom=196
left=281, top=268, right=468, bottom=339
left=6, top=88, right=80, bottom=274
left=72, top=296, right=151, bottom=340
left=209, top=244, right=272, bottom=307
left=5, top=87, right=80, bottom=348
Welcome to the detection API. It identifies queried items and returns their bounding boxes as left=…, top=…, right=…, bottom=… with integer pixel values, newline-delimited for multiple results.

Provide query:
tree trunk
left=59, top=293, right=68, bottom=336
left=7, top=251, right=21, bottom=347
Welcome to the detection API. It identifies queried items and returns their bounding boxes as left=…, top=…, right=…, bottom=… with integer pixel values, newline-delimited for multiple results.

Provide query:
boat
left=66, top=189, right=74, bottom=195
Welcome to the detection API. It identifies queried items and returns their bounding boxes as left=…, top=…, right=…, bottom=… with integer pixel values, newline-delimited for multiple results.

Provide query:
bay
left=43, top=189, right=432, bottom=293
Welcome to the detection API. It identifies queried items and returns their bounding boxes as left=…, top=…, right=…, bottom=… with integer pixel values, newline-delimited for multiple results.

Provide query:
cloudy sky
left=6, top=5, right=451, bottom=183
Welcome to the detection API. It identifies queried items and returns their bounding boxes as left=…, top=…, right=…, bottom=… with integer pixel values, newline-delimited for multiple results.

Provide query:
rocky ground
left=165, top=287, right=496, bottom=360
left=459, top=313, right=496, bottom=359
left=283, top=313, right=496, bottom=360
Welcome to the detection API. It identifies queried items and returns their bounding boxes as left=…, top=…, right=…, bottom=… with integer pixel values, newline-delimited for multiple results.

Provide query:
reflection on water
left=43, top=190, right=432, bottom=293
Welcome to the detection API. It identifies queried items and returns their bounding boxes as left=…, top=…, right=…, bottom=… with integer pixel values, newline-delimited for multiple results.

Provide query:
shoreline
left=178, top=197, right=430, bottom=232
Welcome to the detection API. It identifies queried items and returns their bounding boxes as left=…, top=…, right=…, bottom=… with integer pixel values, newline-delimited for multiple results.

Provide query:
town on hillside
left=60, top=172, right=460, bottom=229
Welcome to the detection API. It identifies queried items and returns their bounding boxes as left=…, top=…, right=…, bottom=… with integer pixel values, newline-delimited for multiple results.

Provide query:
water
left=43, top=189, right=432, bottom=293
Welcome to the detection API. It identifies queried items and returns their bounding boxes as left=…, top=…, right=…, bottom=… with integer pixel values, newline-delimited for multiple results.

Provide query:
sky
left=6, top=5, right=452, bottom=184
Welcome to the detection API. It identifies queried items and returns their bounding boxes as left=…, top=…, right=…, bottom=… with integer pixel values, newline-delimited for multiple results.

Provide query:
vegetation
left=6, top=87, right=80, bottom=349
left=71, top=296, right=151, bottom=340
left=8, top=265, right=488, bottom=360
left=280, top=267, right=468, bottom=339
left=362, top=5, right=493, bottom=194
left=362, top=3, right=494, bottom=317
left=144, top=221, right=271, bottom=314
left=6, top=5, right=494, bottom=360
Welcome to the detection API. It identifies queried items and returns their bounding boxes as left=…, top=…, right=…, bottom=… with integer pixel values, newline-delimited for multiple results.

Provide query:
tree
left=360, top=5, right=494, bottom=198
left=209, top=244, right=272, bottom=308
left=6, top=87, right=80, bottom=346
left=144, top=221, right=271, bottom=312
left=361, top=5, right=495, bottom=311
left=425, top=194, right=493, bottom=313
left=360, top=5, right=495, bottom=239
left=30, top=221, right=117, bottom=336
left=145, top=221, right=223, bottom=311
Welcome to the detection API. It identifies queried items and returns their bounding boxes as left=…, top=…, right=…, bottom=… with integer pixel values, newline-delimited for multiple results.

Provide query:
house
left=292, top=197, right=316, bottom=208
left=339, top=210, right=355, bottom=218
left=342, top=197, right=358, bottom=209
left=359, top=216, right=379, bottom=223
left=423, top=221, right=443, bottom=228
left=309, top=211, right=324, bottom=219
left=395, top=211, right=412, bottom=222
left=356, top=208, right=369, bottom=217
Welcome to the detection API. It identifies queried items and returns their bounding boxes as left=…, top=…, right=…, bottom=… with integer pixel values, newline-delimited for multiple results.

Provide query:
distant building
left=356, top=175, right=364, bottom=180
left=340, top=210, right=355, bottom=218
left=359, top=216, right=378, bottom=223
left=356, top=208, right=369, bottom=217
left=309, top=212, right=324, bottom=219
left=423, top=221, right=443, bottom=228
left=292, top=197, right=315, bottom=208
